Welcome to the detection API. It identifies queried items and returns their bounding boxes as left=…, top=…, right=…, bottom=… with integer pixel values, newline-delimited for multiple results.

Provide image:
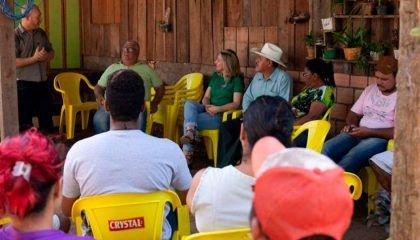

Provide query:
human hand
left=341, top=124, right=356, bottom=133
left=32, top=47, right=47, bottom=62
left=206, top=105, right=221, bottom=116
left=96, top=96, right=105, bottom=107
left=348, top=126, right=370, bottom=138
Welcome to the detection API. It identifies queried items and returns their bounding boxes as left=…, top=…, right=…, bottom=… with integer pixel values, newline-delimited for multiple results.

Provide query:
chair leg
left=212, top=137, right=218, bottom=167
left=59, top=106, right=65, bottom=133
left=65, top=107, right=77, bottom=139
left=81, top=110, right=91, bottom=130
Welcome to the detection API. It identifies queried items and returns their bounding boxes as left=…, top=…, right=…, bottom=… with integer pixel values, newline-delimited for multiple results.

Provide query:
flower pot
left=376, top=5, right=387, bottom=15
left=306, top=46, right=315, bottom=59
left=370, top=51, right=384, bottom=61
left=343, top=47, right=362, bottom=61
left=323, top=48, right=336, bottom=60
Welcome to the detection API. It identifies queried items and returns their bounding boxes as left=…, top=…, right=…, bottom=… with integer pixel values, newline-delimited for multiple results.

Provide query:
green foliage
left=332, top=27, right=368, bottom=48
left=304, top=33, right=315, bottom=46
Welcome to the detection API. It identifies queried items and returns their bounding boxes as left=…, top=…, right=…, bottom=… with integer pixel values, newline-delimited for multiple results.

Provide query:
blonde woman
left=181, top=49, right=244, bottom=164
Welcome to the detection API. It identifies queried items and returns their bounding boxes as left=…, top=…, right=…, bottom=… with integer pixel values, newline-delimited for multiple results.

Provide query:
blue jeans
left=93, top=106, right=147, bottom=133
left=183, top=101, right=222, bottom=151
left=321, top=133, right=388, bottom=173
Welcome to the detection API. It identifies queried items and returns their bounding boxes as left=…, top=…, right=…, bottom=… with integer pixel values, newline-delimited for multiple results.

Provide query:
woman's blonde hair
left=220, top=49, right=241, bottom=82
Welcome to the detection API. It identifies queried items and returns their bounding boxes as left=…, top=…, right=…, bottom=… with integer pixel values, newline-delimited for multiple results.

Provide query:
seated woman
left=292, top=58, right=335, bottom=147
left=181, top=49, right=244, bottom=163
left=186, top=96, right=294, bottom=232
left=0, top=129, right=92, bottom=240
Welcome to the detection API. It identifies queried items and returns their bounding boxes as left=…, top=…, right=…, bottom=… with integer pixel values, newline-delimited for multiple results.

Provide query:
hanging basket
left=343, top=47, right=362, bottom=61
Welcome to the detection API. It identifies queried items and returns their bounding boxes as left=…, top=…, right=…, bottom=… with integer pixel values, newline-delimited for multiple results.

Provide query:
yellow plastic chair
left=292, top=120, right=331, bottom=153
left=53, top=73, right=97, bottom=139
left=0, top=216, right=11, bottom=226
left=72, top=191, right=190, bottom=240
left=361, top=139, right=394, bottom=214
left=322, top=106, right=333, bottom=121
left=147, top=73, right=203, bottom=140
left=182, top=228, right=251, bottom=240
left=200, top=109, right=243, bottom=167
left=344, top=172, right=363, bottom=200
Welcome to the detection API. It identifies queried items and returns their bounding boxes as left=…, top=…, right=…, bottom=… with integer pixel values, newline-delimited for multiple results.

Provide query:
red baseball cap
left=251, top=137, right=353, bottom=240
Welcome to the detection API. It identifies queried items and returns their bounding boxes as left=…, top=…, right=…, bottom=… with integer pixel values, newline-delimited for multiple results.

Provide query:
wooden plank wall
left=81, top=0, right=309, bottom=70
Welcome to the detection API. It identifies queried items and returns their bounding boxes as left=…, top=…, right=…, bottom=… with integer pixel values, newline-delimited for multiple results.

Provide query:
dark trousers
left=217, top=118, right=243, bottom=167
left=17, top=80, right=53, bottom=132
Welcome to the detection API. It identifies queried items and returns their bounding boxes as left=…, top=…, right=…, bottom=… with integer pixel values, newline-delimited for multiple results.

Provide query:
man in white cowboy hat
left=242, top=42, right=292, bottom=111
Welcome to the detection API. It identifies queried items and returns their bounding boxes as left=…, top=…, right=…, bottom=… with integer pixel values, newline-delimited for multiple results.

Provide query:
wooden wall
left=81, top=0, right=310, bottom=73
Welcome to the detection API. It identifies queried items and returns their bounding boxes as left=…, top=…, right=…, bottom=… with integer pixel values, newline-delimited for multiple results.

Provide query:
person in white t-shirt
left=61, top=70, right=192, bottom=239
left=322, top=56, right=398, bottom=173
left=186, top=96, right=294, bottom=232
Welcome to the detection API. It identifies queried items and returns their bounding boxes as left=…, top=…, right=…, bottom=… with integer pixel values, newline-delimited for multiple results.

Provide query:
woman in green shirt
left=292, top=58, right=335, bottom=147
left=181, top=50, right=244, bottom=163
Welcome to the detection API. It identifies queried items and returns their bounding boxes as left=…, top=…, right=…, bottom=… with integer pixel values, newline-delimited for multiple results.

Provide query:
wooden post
left=391, top=0, right=420, bottom=238
left=0, top=0, right=19, bottom=139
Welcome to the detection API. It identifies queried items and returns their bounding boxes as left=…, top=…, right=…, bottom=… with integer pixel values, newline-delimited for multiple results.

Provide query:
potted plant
left=332, top=27, right=368, bottom=61
left=304, top=33, right=315, bottom=59
left=369, top=41, right=386, bottom=61
left=375, top=0, right=388, bottom=15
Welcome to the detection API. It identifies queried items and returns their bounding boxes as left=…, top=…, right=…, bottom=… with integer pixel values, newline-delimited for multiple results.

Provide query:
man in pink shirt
left=322, top=56, right=397, bottom=173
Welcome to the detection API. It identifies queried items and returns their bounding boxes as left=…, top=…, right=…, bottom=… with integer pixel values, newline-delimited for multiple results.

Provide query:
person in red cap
left=250, top=137, right=353, bottom=240
left=321, top=56, right=398, bottom=173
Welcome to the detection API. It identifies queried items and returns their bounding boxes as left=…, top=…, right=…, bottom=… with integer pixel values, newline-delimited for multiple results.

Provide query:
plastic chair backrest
left=387, top=139, right=394, bottom=151
left=72, top=191, right=182, bottom=240
left=293, top=120, right=331, bottom=153
left=344, top=172, right=363, bottom=200
left=183, top=228, right=251, bottom=240
left=322, top=107, right=333, bottom=121
left=54, top=72, right=93, bottom=106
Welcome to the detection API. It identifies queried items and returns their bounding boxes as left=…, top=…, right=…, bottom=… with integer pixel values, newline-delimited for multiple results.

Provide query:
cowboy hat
left=251, top=43, right=287, bottom=68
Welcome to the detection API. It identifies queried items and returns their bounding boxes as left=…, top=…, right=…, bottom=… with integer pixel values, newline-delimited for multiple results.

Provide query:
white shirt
left=191, top=165, right=255, bottom=232
left=63, top=130, right=192, bottom=239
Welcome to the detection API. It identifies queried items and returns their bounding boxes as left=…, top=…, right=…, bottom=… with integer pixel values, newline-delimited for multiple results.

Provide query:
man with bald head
left=93, top=40, right=165, bottom=133
left=15, top=4, right=55, bottom=132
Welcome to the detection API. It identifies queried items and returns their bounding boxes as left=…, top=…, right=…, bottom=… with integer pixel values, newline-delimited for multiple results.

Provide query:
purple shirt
left=0, top=226, right=93, bottom=240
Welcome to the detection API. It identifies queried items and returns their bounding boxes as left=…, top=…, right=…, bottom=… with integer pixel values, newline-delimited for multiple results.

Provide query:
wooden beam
left=391, top=0, right=420, bottom=238
left=0, top=0, right=19, bottom=138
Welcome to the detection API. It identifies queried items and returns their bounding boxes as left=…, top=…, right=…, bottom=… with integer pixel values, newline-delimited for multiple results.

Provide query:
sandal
left=180, top=126, right=201, bottom=144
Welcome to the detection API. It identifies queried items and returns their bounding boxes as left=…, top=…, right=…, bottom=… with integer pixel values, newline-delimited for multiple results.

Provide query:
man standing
left=322, top=56, right=398, bottom=173
left=93, top=40, right=165, bottom=133
left=62, top=70, right=191, bottom=239
left=15, top=4, right=54, bottom=132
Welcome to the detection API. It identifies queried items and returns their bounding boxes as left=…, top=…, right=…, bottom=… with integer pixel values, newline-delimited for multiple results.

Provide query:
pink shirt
left=351, top=84, right=396, bottom=129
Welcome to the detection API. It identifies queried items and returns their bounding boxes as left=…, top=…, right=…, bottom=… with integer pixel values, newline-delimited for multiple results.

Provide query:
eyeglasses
left=122, top=47, right=139, bottom=53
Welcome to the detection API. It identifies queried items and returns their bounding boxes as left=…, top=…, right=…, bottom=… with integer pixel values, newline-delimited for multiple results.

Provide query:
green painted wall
left=48, top=0, right=63, bottom=68
left=65, top=0, right=80, bottom=68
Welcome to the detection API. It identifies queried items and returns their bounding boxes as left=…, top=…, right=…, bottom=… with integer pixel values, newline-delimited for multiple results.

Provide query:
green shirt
left=97, top=62, right=162, bottom=100
left=209, top=72, right=244, bottom=106
left=291, top=85, right=335, bottom=117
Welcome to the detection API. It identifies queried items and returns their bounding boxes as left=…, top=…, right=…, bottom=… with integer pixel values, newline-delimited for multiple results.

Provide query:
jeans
left=183, top=101, right=222, bottom=151
left=17, top=80, right=53, bottom=132
left=93, top=106, right=147, bottom=133
left=321, top=133, right=388, bottom=173
left=217, top=118, right=242, bottom=168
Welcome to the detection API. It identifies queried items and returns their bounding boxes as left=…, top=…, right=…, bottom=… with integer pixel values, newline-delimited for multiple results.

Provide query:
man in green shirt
left=93, top=40, right=165, bottom=133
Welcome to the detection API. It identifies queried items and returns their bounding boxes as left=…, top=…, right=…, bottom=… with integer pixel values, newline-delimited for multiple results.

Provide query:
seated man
left=250, top=137, right=353, bottom=240
left=218, top=43, right=293, bottom=167
left=62, top=70, right=192, bottom=239
left=93, top=40, right=165, bottom=133
left=186, top=96, right=294, bottom=232
left=370, top=150, right=393, bottom=192
left=322, top=56, right=398, bottom=173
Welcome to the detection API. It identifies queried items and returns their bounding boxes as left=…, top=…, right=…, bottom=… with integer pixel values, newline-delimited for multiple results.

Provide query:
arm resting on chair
left=294, top=101, right=327, bottom=126
left=94, top=85, right=106, bottom=106
left=62, top=196, right=79, bottom=217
